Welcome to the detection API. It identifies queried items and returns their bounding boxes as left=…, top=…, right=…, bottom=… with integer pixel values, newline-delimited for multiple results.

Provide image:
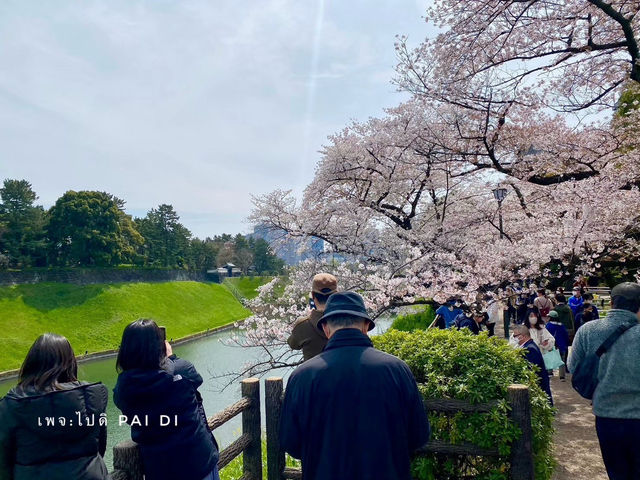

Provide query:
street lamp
left=492, top=187, right=508, bottom=239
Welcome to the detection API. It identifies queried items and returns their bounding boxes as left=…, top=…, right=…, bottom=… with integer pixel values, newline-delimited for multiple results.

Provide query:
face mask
left=508, top=335, right=521, bottom=348
left=454, top=302, right=462, bottom=308
left=529, top=317, right=537, bottom=325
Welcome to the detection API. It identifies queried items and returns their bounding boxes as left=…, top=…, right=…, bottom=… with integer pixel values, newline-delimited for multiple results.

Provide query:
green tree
left=135, top=204, right=191, bottom=268
left=0, top=179, right=47, bottom=267
left=47, top=190, right=140, bottom=266
left=252, top=238, right=283, bottom=274
left=188, top=238, right=219, bottom=270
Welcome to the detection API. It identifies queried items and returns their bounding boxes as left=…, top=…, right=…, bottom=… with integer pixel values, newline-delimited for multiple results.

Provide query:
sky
left=0, top=0, right=436, bottom=238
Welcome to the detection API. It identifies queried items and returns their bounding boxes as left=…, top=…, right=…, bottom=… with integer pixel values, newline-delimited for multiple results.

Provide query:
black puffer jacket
left=0, top=381, right=109, bottom=480
left=113, top=355, right=218, bottom=480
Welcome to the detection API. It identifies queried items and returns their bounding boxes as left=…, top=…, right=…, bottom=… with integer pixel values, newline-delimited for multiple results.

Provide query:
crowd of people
left=0, top=272, right=638, bottom=480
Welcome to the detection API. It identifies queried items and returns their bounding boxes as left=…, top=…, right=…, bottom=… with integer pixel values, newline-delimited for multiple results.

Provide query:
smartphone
left=159, top=326, right=167, bottom=342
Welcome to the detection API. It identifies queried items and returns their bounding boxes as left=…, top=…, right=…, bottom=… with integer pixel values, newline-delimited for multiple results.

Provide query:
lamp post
left=493, top=186, right=509, bottom=337
left=492, top=187, right=508, bottom=239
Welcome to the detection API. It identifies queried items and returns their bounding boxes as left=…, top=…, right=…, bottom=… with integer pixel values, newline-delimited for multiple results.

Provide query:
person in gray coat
left=568, top=282, right=640, bottom=480
left=0, top=333, right=109, bottom=480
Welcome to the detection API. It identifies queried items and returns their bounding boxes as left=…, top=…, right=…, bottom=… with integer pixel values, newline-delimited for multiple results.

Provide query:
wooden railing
left=111, top=377, right=535, bottom=480
left=110, top=378, right=262, bottom=480
left=264, top=378, right=534, bottom=480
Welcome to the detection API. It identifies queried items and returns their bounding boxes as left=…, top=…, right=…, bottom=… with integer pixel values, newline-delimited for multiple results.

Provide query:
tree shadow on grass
left=0, top=283, right=124, bottom=312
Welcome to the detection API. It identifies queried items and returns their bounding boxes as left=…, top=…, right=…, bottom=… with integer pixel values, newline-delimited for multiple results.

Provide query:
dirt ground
left=549, top=375, right=608, bottom=479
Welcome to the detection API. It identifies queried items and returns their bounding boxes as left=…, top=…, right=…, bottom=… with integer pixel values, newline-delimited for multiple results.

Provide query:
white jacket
left=529, top=327, right=555, bottom=353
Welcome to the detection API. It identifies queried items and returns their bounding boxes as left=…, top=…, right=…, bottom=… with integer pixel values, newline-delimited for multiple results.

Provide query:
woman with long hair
left=113, top=319, right=219, bottom=480
left=0, top=333, right=109, bottom=480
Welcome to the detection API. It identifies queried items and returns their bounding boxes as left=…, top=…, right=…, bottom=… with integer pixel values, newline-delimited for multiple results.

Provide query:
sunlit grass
left=224, top=276, right=273, bottom=300
left=0, top=281, right=250, bottom=371
left=219, top=438, right=300, bottom=480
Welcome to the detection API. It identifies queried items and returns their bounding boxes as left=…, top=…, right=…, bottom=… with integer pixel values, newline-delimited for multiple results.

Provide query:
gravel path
left=549, top=375, right=608, bottom=479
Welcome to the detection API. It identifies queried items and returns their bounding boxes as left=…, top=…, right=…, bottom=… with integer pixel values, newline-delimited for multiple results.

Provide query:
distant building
left=248, top=225, right=326, bottom=265
left=208, top=263, right=242, bottom=280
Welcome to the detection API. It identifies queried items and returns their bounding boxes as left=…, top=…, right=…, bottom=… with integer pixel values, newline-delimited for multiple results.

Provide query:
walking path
left=550, top=375, right=608, bottom=479
left=493, top=304, right=609, bottom=479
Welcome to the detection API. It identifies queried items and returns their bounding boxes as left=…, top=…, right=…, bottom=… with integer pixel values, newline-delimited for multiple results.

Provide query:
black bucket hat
left=316, top=291, right=375, bottom=331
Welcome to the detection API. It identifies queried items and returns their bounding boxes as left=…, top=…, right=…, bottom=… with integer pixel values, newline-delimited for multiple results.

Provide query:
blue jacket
left=522, top=340, right=553, bottom=406
left=568, top=295, right=584, bottom=316
left=546, top=322, right=570, bottom=352
left=280, top=329, right=430, bottom=480
left=436, top=305, right=461, bottom=329
left=113, top=356, right=218, bottom=480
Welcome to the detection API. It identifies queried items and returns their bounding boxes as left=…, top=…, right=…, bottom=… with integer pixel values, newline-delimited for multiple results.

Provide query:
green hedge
left=373, top=329, right=555, bottom=480
left=390, top=305, right=436, bottom=331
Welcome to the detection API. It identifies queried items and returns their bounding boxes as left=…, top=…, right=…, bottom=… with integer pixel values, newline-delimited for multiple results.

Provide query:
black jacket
left=0, top=381, right=109, bottom=480
left=457, top=316, right=480, bottom=335
left=113, top=355, right=218, bottom=480
left=280, top=329, right=430, bottom=480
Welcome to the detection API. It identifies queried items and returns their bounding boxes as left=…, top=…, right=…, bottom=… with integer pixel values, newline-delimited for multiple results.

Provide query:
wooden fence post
left=265, top=377, right=285, bottom=480
left=508, top=384, right=534, bottom=480
left=112, top=439, right=144, bottom=480
left=242, top=377, right=263, bottom=479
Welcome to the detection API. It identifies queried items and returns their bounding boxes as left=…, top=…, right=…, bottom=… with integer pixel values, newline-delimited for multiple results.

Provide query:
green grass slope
left=224, top=276, right=273, bottom=300
left=0, top=281, right=251, bottom=372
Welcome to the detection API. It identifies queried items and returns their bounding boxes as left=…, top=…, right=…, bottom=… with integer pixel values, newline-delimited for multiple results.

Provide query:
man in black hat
left=280, top=291, right=430, bottom=480
left=569, top=282, right=640, bottom=480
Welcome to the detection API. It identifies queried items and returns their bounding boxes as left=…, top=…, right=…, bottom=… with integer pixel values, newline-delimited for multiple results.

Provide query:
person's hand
left=165, top=341, right=173, bottom=357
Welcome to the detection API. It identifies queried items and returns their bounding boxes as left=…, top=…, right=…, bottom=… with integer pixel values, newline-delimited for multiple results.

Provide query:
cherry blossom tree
left=397, top=0, right=640, bottom=113
left=228, top=1, right=640, bottom=377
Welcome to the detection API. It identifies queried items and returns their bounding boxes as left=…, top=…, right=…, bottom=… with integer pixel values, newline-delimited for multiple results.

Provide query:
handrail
left=208, top=396, right=253, bottom=430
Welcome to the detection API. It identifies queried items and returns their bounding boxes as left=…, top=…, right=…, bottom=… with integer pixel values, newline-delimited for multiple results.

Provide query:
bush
left=390, top=305, right=436, bottom=331
left=373, top=329, right=555, bottom=480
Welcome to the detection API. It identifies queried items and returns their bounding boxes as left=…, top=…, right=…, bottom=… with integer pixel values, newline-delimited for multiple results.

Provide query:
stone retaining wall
left=0, top=268, right=219, bottom=286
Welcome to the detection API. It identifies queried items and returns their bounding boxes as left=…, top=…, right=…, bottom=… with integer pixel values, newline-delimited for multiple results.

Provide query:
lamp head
left=492, top=187, right=508, bottom=203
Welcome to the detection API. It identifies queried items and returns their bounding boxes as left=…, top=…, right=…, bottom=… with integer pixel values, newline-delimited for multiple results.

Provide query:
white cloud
left=0, top=0, right=436, bottom=237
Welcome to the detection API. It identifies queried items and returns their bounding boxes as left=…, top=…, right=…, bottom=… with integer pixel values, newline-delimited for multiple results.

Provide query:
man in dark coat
left=287, top=273, right=338, bottom=360
left=513, top=325, right=553, bottom=405
left=456, top=308, right=484, bottom=335
left=280, top=291, right=430, bottom=480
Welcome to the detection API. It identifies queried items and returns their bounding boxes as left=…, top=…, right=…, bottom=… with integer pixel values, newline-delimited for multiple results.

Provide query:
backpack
left=538, top=298, right=552, bottom=317
left=571, top=323, right=635, bottom=399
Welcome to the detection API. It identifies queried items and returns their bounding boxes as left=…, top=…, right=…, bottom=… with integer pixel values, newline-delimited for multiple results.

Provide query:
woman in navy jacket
left=113, top=319, right=219, bottom=480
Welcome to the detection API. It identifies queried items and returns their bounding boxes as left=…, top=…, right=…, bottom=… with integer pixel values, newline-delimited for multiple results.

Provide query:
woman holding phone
left=0, top=333, right=109, bottom=480
left=113, top=319, right=219, bottom=480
